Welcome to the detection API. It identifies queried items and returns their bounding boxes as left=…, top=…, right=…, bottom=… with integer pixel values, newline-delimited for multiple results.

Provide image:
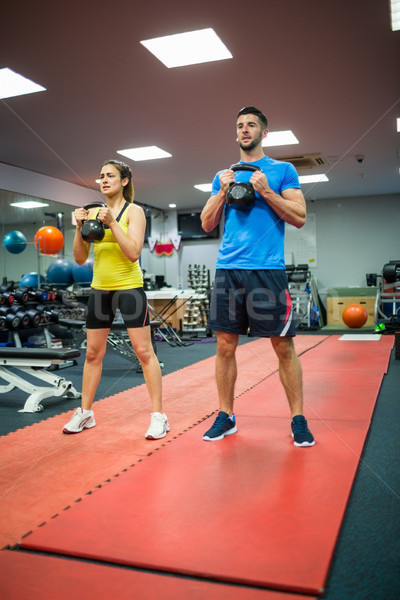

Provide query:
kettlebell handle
left=229, top=163, right=261, bottom=174
left=83, top=202, right=107, bottom=211
left=81, top=202, right=106, bottom=224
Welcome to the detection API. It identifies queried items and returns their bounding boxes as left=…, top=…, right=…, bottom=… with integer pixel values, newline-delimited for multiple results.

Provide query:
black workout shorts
left=208, top=269, right=296, bottom=337
left=86, top=288, right=150, bottom=329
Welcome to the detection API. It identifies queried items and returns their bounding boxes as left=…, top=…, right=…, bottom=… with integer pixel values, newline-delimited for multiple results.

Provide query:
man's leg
left=270, top=336, right=303, bottom=416
left=216, top=330, right=239, bottom=416
left=270, top=336, right=315, bottom=446
left=202, top=330, right=239, bottom=441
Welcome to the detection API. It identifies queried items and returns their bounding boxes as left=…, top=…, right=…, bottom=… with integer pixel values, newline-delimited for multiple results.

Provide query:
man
left=200, top=106, right=314, bottom=447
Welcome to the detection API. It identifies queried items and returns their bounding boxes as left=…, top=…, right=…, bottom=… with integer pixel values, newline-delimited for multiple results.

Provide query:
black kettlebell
left=226, top=163, right=262, bottom=209
left=80, top=202, right=106, bottom=242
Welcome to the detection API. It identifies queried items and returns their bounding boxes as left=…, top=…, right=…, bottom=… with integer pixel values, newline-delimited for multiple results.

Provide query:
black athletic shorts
left=208, top=269, right=296, bottom=337
left=86, top=288, right=149, bottom=329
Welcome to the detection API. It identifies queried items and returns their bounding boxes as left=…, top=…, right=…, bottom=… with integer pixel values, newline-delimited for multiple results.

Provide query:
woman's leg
left=63, top=327, right=109, bottom=433
left=127, top=325, right=162, bottom=413
left=81, top=328, right=110, bottom=410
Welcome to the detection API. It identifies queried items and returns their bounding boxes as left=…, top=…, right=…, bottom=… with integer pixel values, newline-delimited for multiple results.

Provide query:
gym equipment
left=13, top=288, right=30, bottom=304
left=0, top=291, right=15, bottom=305
left=34, top=226, right=64, bottom=255
left=3, top=230, right=27, bottom=254
left=226, top=163, right=261, bottom=209
left=47, top=258, right=74, bottom=288
left=0, top=346, right=81, bottom=412
left=0, top=307, right=21, bottom=329
left=9, top=306, right=30, bottom=328
left=20, top=272, right=46, bottom=288
left=72, top=258, right=94, bottom=285
left=342, top=303, right=368, bottom=328
left=374, top=260, right=400, bottom=334
left=286, top=264, right=323, bottom=329
left=80, top=202, right=106, bottom=242
left=382, top=261, right=400, bottom=284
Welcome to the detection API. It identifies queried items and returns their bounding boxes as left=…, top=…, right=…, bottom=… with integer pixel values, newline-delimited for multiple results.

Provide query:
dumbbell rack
left=181, top=265, right=210, bottom=337
left=0, top=284, right=87, bottom=357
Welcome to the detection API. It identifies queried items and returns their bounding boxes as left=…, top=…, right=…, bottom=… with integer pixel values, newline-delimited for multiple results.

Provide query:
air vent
left=277, top=153, right=328, bottom=170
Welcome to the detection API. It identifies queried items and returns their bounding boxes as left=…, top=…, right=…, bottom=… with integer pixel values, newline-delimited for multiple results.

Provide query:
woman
left=63, top=159, right=169, bottom=439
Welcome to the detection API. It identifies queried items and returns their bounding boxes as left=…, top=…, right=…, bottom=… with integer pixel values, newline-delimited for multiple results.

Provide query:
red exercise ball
left=342, top=304, right=368, bottom=329
left=34, top=226, right=64, bottom=255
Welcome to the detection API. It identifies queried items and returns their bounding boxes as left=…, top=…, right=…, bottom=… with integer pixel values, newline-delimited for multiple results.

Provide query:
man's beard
left=239, top=132, right=263, bottom=152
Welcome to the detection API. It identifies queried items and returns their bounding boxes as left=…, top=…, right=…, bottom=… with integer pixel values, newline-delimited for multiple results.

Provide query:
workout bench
left=0, top=347, right=81, bottom=413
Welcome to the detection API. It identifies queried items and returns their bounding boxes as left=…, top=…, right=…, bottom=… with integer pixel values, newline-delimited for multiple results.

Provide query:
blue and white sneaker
left=291, top=415, right=315, bottom=447
left=202, top=411, right=237, bottom=441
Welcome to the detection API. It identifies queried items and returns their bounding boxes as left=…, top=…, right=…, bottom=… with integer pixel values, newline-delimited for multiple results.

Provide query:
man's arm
left=200, top=170, right=235, bottom=232
left=250, top=171, right=306, bottom=228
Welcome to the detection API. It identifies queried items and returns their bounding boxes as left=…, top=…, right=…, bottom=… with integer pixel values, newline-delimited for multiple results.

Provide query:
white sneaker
left=63, top=408, right=96, bottom=434
left=145, top=412, right=170, bottom=440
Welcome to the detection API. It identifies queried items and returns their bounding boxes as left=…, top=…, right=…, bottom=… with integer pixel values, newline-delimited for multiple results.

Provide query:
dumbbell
left=0, top=291, right=15, bottom=305
left=8, top=305, right=30, bottom=328
left=19, top=287, right=48, bottom=302
left=36, top=304, right=70, bottom=323
left=80, top=202, right=107, bottom=242
left=226, top=163, right=262, bottom=209
left=0, top=282, right=16, bottom=293
left=13, top=288, right=30, bottom=304
left=43, top=288, right=57, bottom=301
left=9, top=304, right=42, bottom=327
left=0, top=307, right=21, bottom=329
left=34, top=304, right=51, bottom=324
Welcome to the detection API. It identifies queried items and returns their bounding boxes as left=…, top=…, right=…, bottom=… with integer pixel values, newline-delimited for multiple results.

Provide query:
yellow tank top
left=91, top=203, right=143, bottom=290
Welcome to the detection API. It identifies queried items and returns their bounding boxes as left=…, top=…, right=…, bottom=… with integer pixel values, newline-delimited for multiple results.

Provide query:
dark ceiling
left=1, top=0, right=400, bottom=212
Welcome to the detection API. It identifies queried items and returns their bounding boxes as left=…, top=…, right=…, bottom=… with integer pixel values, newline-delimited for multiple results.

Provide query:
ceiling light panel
left=141, top=28, right=232, bottom=68
left=10, top=201, right=49, bottom=208
left=299, top=174, right=329, bottom=184
left=194, top=183, right=212, bottom=192
left=391, top=0, right=400, bottom=30
left=262, top=131, right=299, bottom=147
left=0, top=68, right=46, bottom=99
left=117, top=146, right=172, bottom=161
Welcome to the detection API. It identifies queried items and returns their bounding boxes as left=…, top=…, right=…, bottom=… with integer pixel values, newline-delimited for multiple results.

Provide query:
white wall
left=307, top=194, right=400, bottom=296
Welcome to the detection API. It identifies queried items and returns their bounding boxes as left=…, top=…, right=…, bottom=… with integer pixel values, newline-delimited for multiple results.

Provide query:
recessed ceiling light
left=299, top=174, right=329, bottom=184
left=0, top=68, right=46, bottom=100
left=397, top=117, right=400, bottom=132
left=117, top=146, right=172, bottom=161
left=141, top=28, right=232, bottom=68
left=262, top=131, right=299, bottom=147
left=194, top=183, right=212, bottom=192
left=169, top=203, right=177, bottom=208
left=390, top=0, right=400, bottom=30
left=10, top=201, right=49, bottom=208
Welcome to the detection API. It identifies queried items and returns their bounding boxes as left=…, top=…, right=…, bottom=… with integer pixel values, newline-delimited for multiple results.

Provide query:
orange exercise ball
left=342, top=304, right=368, bottom=329
left=34, top=226, right=64, bottom=255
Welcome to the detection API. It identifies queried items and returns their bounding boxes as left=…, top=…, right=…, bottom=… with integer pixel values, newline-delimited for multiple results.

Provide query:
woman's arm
left=73, top=207, right=91, bottom=264
left=106, top=204, right=146, bottom=262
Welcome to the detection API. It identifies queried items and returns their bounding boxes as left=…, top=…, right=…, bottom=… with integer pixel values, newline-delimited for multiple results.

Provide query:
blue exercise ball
left=72, top=258, right=94, bottom=285
left=47, top=258, right=74, bottom=288
left=3, top=230, right=27, bottom=254
left=20, top=272, right=46, bottom=288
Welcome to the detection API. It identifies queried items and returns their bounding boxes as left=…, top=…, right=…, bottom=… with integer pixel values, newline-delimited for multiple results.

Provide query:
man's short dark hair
left=237, top=106, right=268, bottom=129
